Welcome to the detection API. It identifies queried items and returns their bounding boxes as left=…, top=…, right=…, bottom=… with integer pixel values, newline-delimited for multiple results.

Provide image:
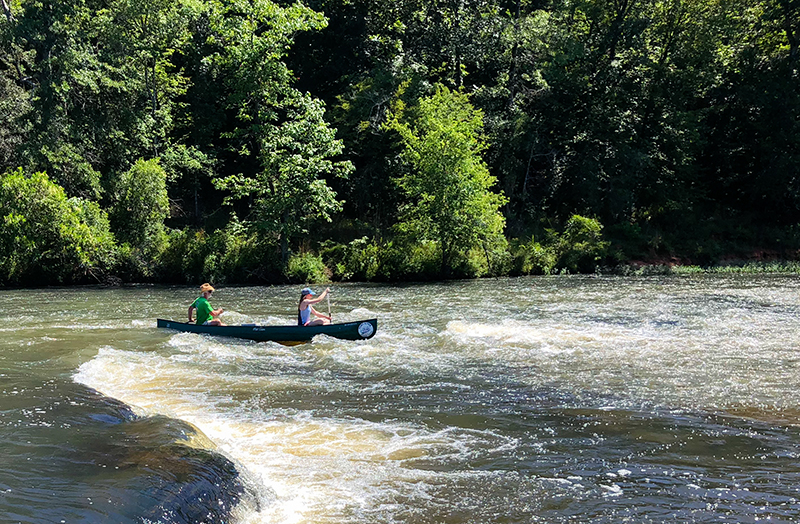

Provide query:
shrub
left=377, top=239, right=441, bottom=281
left=115, top=242, right=150, bottom=281
left=0, top=168, right=118, bottom=285
left=286, top=252, right=329, bottom=283
left=218, top=225, right=282, bottom=283
left=156, top=223, right=283, bottom=284
left=443, top=234, right=511, bottom=278
left=511, top=237, right=558, bottom=275
left=482, top=235, right=513, bottom=277
left=321, top=237, right=381, bottom=281
left=110, top=158, right=169, bottom=254
left=556, top=215, right=610, bottom=273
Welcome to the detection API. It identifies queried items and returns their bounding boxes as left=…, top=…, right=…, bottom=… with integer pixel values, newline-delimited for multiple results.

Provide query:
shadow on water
left=0, top=374, right=262, bottom=524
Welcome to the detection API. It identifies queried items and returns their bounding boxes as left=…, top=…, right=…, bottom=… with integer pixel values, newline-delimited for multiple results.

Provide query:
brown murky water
left=3, top=275, right=800, bottom=523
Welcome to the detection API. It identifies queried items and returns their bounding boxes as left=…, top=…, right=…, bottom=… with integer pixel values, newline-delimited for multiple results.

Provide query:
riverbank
left=608, top=257, right=800, bottom=277
left=4, top=258, right=800, bottom=290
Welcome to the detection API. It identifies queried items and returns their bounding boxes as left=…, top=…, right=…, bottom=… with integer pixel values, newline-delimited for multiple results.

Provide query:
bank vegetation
left=1, top=0, right=798, bottom=286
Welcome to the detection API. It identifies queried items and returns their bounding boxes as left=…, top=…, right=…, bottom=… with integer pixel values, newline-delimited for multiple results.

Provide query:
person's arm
left=307, top=288, right=330, bottom=305
left=310, top=306, right=331, bottom=321
left=188, top=305, right=195, bottom=323
left=211, top=307, right=224, bottom=318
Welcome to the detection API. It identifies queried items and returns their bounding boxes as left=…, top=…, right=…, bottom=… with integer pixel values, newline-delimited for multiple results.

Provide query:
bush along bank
left=2, top=169, right=799, bottom=287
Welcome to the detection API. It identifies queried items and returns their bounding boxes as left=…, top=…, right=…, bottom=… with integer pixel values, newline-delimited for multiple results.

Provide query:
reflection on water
left=2, top=276, right=800, bottom=523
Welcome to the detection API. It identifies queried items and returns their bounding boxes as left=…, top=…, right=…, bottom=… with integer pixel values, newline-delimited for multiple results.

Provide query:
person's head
left=300, top=287, right=315, bottom=301
left=200, top=283, right=215, bottom=297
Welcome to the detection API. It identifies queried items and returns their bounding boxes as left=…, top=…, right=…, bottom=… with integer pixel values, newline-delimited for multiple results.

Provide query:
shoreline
left=2, top=260, right=800, bottom=291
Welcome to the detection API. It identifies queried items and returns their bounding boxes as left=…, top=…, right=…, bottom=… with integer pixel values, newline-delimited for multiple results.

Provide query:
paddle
left=327, top=288, right=332, bottom=323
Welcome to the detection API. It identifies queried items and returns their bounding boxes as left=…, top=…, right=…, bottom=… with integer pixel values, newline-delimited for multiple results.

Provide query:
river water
left=2, top=275, right=800, bottom=523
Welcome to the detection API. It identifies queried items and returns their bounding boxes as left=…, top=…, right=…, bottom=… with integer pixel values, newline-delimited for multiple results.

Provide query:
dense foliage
left=0, top=169, right=117, bottom=285
left=387, top=85, right=508, bottom=276
left=1, top=0, right=798, bottom=285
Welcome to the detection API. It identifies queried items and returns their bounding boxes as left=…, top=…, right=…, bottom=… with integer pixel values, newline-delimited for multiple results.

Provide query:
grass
left=609, top=261, right=800, bottom=276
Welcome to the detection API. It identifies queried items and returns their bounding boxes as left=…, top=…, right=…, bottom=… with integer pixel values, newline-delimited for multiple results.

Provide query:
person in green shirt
left=188, top=283, right=225, bottom=326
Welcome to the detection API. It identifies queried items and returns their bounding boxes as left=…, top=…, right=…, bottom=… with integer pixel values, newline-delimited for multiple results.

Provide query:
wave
left=73, top=340, right=530, bottom=524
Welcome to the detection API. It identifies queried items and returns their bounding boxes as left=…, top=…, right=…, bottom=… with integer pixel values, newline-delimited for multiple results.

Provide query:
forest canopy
left=1, top=0, right=798, bottom=285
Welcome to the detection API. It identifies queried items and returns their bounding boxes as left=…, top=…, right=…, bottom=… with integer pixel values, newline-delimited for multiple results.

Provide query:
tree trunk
left=281, top=209, right=290, bottom=267
left=779, top=0, right=799, bottom=63
left=1, top=0, right=13, bottom=23
left=606, top=0, right=632, bottom=62
left=507, top=0, right=522, bottom=109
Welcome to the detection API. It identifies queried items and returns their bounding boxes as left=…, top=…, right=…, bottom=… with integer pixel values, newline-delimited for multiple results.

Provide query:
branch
left=1, top=0, right=13, bottom=23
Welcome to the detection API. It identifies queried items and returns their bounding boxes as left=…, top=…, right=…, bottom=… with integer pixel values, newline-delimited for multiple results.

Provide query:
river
left=2, top=275, right=800, bottom=523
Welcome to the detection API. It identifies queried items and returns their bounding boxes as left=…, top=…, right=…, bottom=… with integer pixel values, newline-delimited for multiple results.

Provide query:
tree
left=5, top=0, right=200, bottom=199
left=208, top=0, right=352, bottom=265
left=0, top=168, right=117, bottom=285
left=388, top=84, right=508, bottom=275
left=99, top=0, right=198, bottom=159
left=0, top=0, right=32, bottom=173
left=10, top=0, right=110, bottom=199
left=110, top=158, right=169, bottom=252
left=699, top=0, right=800, bottom=227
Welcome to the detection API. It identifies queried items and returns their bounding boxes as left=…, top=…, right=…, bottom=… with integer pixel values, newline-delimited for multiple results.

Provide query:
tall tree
left=0, top=0, right=32, bottom=172
left=99, top=0, right=197, bottom=159
left=8, top=0, right=199, bottom=199
left=699, top=0, right=800, bottom=227
left=11, top=0, right=106, bottom=198
left=208, top=0, right=352, bottom=265
left=388, top=85, right=507, bottom=275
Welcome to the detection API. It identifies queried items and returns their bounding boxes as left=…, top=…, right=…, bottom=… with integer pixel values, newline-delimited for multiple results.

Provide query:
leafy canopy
left=387, top=84, right=508, bottom=274
left=209, top=0, right=352, bottom=261
left=0, top=168, right=117, bottom=285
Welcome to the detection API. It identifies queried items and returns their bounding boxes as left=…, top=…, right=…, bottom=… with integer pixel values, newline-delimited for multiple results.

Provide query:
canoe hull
left=156, top=318, right=377, bottom=344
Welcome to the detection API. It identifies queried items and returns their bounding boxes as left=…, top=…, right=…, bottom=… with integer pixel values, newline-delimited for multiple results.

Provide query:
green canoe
left=157, top=318, right=377, bottom=345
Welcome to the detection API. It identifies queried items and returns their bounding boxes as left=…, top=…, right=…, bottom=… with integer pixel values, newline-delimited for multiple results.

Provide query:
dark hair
left=297, top=293, right=307, bottom=325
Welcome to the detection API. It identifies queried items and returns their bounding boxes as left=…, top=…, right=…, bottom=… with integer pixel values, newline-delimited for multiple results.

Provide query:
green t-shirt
left=192, top=296, right=213, bottom=325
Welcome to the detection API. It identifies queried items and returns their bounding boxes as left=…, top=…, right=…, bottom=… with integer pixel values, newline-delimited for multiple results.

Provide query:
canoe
left=156, top=318, right=377, bottom=345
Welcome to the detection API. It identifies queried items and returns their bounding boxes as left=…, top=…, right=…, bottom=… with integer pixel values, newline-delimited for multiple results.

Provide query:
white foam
left=600, top=483, right=623, bottom=496
left=73, top=344, right=507, bottom=524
